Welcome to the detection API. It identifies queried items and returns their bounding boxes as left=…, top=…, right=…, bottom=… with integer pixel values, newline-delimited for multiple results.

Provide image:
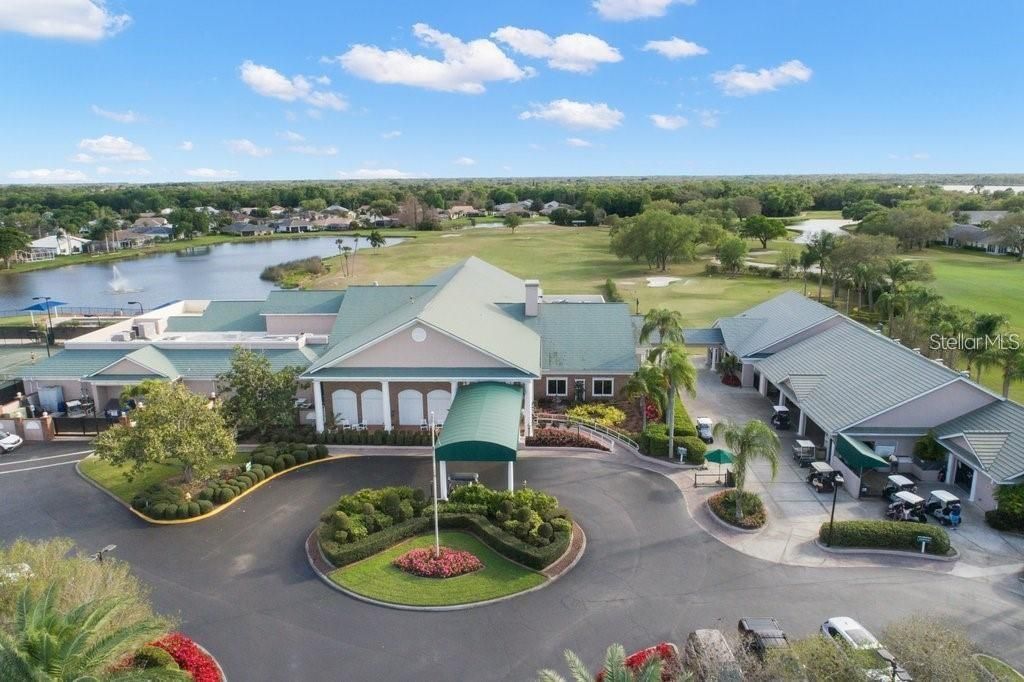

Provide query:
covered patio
left=435, top=382, right=524, bottom=499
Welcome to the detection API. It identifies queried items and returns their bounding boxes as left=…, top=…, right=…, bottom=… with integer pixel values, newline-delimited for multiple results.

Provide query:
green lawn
left=78, top=451, right=250, bottom=502
left=976, top=654, right=1024, bottom=681
left=329, top=531, right=546, bottom=606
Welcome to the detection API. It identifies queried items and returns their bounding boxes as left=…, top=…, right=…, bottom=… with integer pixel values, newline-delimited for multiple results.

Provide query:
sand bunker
left=646, top=276, right=682, bottom=288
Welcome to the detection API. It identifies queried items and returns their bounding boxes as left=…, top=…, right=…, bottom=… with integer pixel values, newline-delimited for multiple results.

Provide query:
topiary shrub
left=134, top=644, right=180, bottom=670
left=315, top=444, right=328, bottom=457
left=197, top=499, right=214, bottom=514
left=174, top=505, right=189, bottom=520
left=197, top=488, right=215, bottom=501
left=149, top=503, right=169, bottom=519
left=538, top=522, right=553, bottom=539
left=294, top=449, right=310, bottom=464
left=216, top=488, right=236, bottom=504
left=187, top=502, right=201, bottom=517
left=161, top=504, right=177, bottom=520
left=281, top=453, right=296, bottom=468
left=272, top=457, right=288, bottom=472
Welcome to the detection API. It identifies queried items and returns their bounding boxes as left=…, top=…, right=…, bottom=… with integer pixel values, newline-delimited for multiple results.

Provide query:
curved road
left=2, top=448, right=1022, bottom=680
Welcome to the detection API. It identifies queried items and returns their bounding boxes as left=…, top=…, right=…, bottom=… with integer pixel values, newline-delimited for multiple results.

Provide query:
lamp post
left=430, top=410, right=440, bottom=558
left=32, top=296, right=54, bottom=357
left=827, top=471, right=845, bottom=547
left=127, top=301, right=144, bottom=316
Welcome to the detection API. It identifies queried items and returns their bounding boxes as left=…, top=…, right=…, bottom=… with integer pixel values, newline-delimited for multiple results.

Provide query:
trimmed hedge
left=817, top=520, right=951, bottom=555
left=525, top=428, right=609, bottom=451
left=320, top=517, right=431, bottom=566
left=676, top=436, right=707, bottom=464
left=258, top=426, right=434, bottom=447
left=985, top=509, right=1024, bottom=532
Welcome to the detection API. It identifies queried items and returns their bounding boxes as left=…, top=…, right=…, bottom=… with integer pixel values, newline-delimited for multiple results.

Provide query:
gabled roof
left=261, top=290, right=345, bottom=315
left=935, top=400, right=1024, bottom=481
left=91, top=345, right=181, bottom=379
left=757, top=321, right=964, bottom=434
left=18, top=350, right=134, bottom=379
left=714, top=291, right=838, bottom=357
left=307, top=257, right=541, bottom=376
left=520, top=302, right=638, bottom=373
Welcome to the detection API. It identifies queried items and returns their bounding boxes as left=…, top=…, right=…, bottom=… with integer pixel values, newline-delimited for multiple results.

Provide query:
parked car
left=696, top=417, right=714, bottom=444
left=684, top=629, right=743, bottom=681
left=0, top=431, right=23, bottom=454
left=737, top=617, right=790, bottom=659
left=821, top=617, right=913, bottom=681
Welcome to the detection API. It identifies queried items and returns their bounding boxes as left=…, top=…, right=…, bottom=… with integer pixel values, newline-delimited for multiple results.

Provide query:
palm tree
left=981, top=343, right=1024, bottom=398
left=712, top=419, right=781, bottom=521
left=718, top=353, right=741, bottom=380
left=799, top=247, right=819, bottom=297
left=639, top=308, right=685, bottom=346
left=966, top=313, right=1007, bottom=380
left=350, top=236, right=360, bottom=276
left=0, top=583, right=185, bottom=681
left=340, top=245, right=353, bottom=276
left=625, top=362, right=667, bottom=429
left=537, top=643, right=687, bottom=682
left=809, top=231, right=837, bottom=303
left=368, top=229, right=387, bottom=249
left=649, top=343, right=698, bottom=459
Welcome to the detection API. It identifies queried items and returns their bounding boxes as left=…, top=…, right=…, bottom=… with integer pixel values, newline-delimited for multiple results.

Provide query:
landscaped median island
left=80, top=441, right=330, bottom=521
left=316, top=484, right=577, bottom=607
left=707, top=489, right=767, bottom=530
left=817, top=520, right=954, bottom=556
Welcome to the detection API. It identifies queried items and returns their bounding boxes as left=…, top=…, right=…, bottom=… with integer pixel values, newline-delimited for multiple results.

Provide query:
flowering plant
left=596, top=643, right=682, bottom=682
left=151, top=633, right=222, bottom=682
left=644, top=401, right=662, bottom=422
left=393, top=546, right=482, bottom=578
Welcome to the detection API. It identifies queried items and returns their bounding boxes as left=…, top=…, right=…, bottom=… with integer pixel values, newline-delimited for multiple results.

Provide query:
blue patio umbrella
left=20, top=300, right=67, bottom=312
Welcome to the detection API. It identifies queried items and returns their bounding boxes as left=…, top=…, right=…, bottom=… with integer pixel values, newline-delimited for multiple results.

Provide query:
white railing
left=534, top=412, right=639, bottom=452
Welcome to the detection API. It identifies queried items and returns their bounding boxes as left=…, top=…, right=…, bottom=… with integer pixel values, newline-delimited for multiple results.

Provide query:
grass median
left=328, top=530, right=546, bottom=607
left=78, top=451, right=250, bottom=503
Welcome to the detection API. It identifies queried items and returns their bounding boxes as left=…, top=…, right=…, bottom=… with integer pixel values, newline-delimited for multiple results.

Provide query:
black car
left=737, top=617, right=790, bottom=659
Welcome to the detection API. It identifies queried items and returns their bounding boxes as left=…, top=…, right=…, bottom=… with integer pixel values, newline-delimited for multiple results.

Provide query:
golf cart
left=882, top=474, right=917, bottom=502
left=925, top=490, right=962, bottom=527
left=695, top=417, right=714, bottom=444
left=886, top=490, right=928, bottom=523
left=770, top=405, right=791, bottom=430
left=806, top=461, right=842, bottom=493
left=792, top=439, right=816, bottom=467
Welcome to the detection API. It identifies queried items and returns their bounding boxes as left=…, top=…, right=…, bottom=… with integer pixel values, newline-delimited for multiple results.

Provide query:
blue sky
left=1, top=0, right=1022, bottom=183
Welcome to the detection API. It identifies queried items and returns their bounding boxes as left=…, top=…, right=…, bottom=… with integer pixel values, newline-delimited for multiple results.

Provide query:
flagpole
left=430, top=410, right=440, bottom=558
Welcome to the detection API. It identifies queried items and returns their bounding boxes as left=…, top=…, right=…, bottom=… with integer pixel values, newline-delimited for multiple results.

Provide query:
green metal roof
left=835, top=434, right=890, bottom=473
left=88, top=373, right=164, bottom=383
left=156, top=347, right=318, bottom=378
left=18, top=350, right=133, bottom=379
left=435, top=382, right=523, bottom=462
left=166, top=300, right=267, bottom=332
left=262, top=290, right=345, bottom=315
left=935, top=400, right=1024, bottom=481
left=681, top=328, right=725, bottom=346
left=715, top=291, right=837, bottom=357
left=521, top=302, right=638, bottom=374
left=304, top=367, right=533, bottom=380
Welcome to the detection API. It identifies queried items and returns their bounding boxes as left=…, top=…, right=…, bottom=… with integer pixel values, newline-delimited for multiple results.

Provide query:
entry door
left=954, top=459, right=974, bottom=493
left=398, top=389, right=424, bottom=426
left=331, top=389, right=358, bottom=426
left=360, top=389, right=384, bottom=425
left=574, top=379, right=586, bottom=403
left=426, top=390, right=451, bottom=425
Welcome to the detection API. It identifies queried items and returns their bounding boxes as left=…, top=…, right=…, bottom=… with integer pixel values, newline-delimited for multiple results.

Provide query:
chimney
left=524, top=279, right=540, bottom=317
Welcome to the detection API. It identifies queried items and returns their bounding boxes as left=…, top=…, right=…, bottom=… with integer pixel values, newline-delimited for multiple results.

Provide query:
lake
left=0, top=236, right=402, bottom=312
left=788, top=218, right=857, bottom=244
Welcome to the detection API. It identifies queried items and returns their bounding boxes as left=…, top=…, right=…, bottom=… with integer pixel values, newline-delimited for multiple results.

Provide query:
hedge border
left=305, top=521, right=586, bottom=612
left=76, top=453, right=351, bottom=526
left=814, top=539, right=959, bottom=562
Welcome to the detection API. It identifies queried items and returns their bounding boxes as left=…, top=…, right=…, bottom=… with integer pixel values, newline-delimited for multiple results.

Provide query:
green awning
left=435, top=382, right=523, bottom=462
left=836, top=434, right=890, bottom=473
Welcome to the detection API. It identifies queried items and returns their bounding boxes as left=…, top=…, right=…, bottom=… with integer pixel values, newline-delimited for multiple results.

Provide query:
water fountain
left=107, top=265, right=141, bottom=294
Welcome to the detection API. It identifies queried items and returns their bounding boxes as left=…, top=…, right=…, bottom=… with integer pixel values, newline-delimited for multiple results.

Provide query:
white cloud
left=90, top=104, right=139, bottom=123
left=227, top=138, right=271, bottom=157
left=593, top=0, right=695, bottom=21
left=381, top=130, right=402, bottom=140
left=70, top=152, right=94, bottom=163
left=178, top=140, right=194, bottom=151
left=78, top=135, right=150, bottom=161
left=279, top=130, right=305, bottom=142
left=333, top=23, right=532, bottom=94
left=239, top=60, right=348, bottom=110
left=0, top=0, right=130, bottom=41
left=336, top=168, right=419, bottom=179
left=95, top=166, right=151, bottom=177
left=566, top=137, right=592, bottom=147
left=453, top=156, right=476, bottom=166
left=491, top=27, right=621, bottom=73
left=643, top=36, right=707, bottom=59
left=7, top=167, right=89, bottom=183
left=649, top=113, right=688, bottom=130
left=288, top=144, right=338, bottom=156
left=696, top=109, right=719, bottom=128
left=519, top=99, right=624, bottom=130
left=186, top=168, right=238, bottom=179
left=712, top=59, right=812, bottom=96
left=888, top=152, right=930, bottom=161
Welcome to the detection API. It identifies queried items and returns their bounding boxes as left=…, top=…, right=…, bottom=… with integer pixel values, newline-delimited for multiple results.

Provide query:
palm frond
left=564, top=648, right=594, bottom=682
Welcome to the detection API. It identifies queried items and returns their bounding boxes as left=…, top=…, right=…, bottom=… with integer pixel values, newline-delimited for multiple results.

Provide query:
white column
left=439, top=460, right=448, bottom=500
left=758, top=373, right=768, bottom=396
left=969, top=467, right=978, bottom=502
left=945, top=452, right=955, bottom=486
left=381, top=380, right=392, bottom=431
left=711, top=347, right=719, bottom=370
left=312, top=380, right=325, bottom=433
left=777, top=390, right=786, bottom=407
left=797, top=410, right=807, bottom=437
left=524, top=380, right=534, bottom=437
left=507, top=461, right=514, bottom=492
left=449, top=381, right=458, bottom=405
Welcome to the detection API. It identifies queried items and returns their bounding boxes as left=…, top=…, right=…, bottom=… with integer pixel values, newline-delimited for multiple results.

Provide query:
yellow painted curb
left=78, top=453, right=357, bottom=526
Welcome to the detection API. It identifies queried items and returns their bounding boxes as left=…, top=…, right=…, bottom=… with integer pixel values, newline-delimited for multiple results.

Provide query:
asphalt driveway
left=1, top=447, right=1023, bottom=680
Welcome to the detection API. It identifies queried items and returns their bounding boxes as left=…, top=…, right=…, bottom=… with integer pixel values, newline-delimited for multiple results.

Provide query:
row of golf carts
left=882, top=475, right=962, bottom=526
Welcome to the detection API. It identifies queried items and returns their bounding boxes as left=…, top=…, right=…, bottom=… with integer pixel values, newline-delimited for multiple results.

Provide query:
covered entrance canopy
left=435, top=382, right=524, bottom=498
left=835, top=434, right=889, bottom=474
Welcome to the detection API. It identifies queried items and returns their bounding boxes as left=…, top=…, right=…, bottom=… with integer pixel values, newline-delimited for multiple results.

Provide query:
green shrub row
left=817, top=520, right=951, bottom=555
left=320, top=517, right=431, bottom=566
left=318, top=486, right=430, bottom=546
left=439, top=485, right=571, bottom=547
left=257, top=426, right=434, bottom=447
left=985, top=509, right=1024, bottom=532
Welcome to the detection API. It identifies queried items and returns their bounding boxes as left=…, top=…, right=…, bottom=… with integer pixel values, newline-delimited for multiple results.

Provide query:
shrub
left=315, top=444, right=328, bottom=457
left=187, top=502, right=201, bottom=518
left=676, top=436, right=707, bottom=464
left=550, top=517, right=572, bottom=534
left=134, top=644, right=180, bottom=670
left=566, top=403, right=626, bottom=428
left=708, top=489, right=766, bottom=530
left=538, top=522, right=553, bottom=539
left=641, top=423, right=669, bottom=457
left=281, top=453, right=296, bottom=468
left=525, top=428, right=609, bottom=450
left=249, top=467, right=265, bottom=482
left=149, top=503, right=169, bottom=519
left=162, top=504, right=178, bottom=520
left=272, top=457, right=288, bottom=472
left=197, top=488, right=215, bottom=501
left=175, top=505, right=189, bottom=520
left=294, top=449, right=310, bottom=464
left=216, top=488, right=236, bottom=504
left=818, top=520, right=951, bottom=555
left=197, top=500, right=214, bottom=514
left=985, top=509, right=1024, bottom=532
left=320, top=517, right=431, bottom=566
left=437, top=513, right=570, bottom=570
left=150, top=633, right=222, bottom=682
left=988, top=484, right=1024, bottom=532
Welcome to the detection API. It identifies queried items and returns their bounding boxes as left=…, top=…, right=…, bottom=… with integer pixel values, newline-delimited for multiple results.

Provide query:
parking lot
left=0, top=439, right=93, bottom=477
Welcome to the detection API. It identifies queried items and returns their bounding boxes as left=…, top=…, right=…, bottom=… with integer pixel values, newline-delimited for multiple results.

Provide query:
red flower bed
left=721, top=374, right=741, bottom=387
left=597, top=643, right=682, bottom=682
left=392, top=546, right=483, bottom=578
left=151, top=633, right=222, bottom=682
left=525, top=428, right=609, bottom=451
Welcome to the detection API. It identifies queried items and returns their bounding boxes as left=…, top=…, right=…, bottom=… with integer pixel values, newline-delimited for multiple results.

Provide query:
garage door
left=398, top=389, right=424, bottom=426
left=331, top=389, right=358, bottom=426
left=361, top=389, right=384, bottom=425
left=426, top=389, right=451, bottom=425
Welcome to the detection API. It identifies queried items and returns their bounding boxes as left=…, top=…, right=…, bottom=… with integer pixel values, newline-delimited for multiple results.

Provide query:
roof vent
left=912, top=348, right=921, bottom=354
left=960, top=370, right=970, bottom=378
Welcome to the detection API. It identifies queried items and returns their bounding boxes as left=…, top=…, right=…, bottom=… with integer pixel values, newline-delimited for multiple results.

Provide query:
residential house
left=220, top=221, right=273, bottom=237
left=539, top=201, right=566, bottom=216
left=29, top=234, right=91, bottom=257
left=132, top=217, right=169, bottom=230
left=447, top=205, right=481, bottom=219
left=494, top=200, right=534, bottom=216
